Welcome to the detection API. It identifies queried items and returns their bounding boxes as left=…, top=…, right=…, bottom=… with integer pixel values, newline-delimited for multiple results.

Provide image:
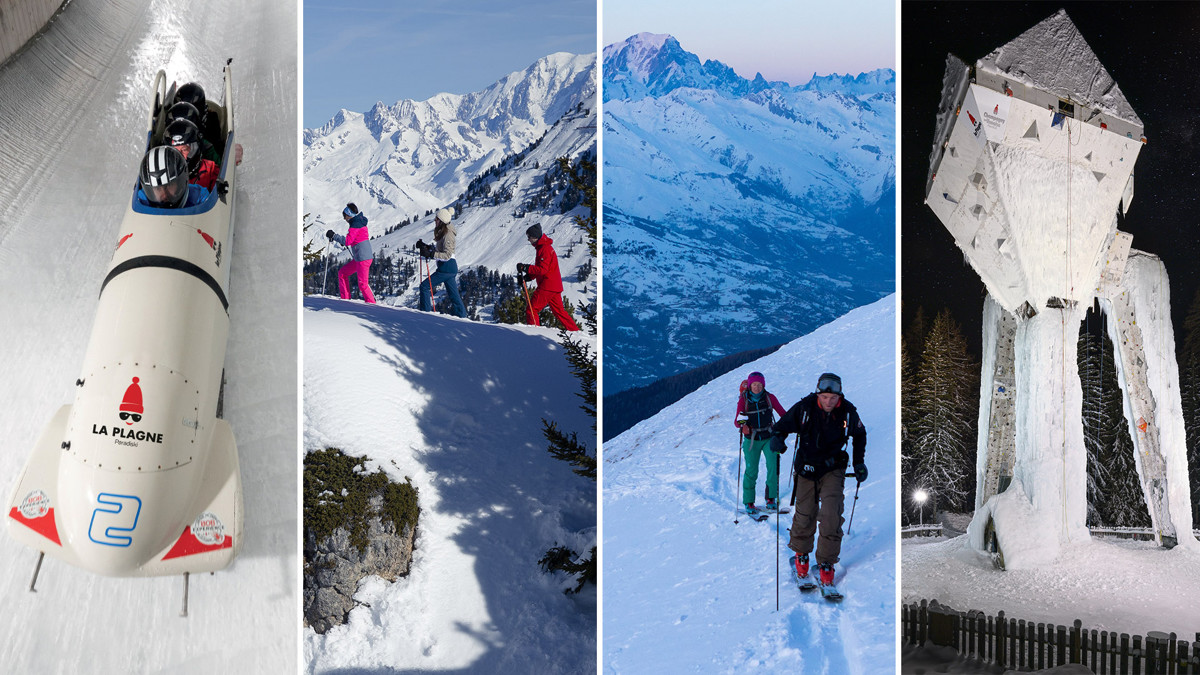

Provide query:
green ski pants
left=741, top=436, right=779, bottom=505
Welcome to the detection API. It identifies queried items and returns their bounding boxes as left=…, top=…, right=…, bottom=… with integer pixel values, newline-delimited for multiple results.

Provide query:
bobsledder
left=5, top=62, right=243, bottom=615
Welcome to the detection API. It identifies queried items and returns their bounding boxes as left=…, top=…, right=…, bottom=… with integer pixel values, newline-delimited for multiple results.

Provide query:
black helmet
left=139, top=146, right=191, bottom=208
left=164, top=118, right=202, bottom=171
left=166, top=101, right=203, bottom=130
left=816, top=373, right=842, bottom=395
left=174, top=82, right=207, bottom=122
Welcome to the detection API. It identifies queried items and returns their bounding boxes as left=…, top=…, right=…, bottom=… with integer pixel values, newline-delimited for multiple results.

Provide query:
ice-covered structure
left=925, top=10, right=1195, bottom=568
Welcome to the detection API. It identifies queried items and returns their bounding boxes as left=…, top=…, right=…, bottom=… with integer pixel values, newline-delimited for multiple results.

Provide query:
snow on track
left=0, top=0, right=297, bottom=672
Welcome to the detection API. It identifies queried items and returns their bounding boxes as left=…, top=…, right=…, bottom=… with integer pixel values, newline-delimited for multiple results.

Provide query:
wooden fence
left=903, top=599, right=1200, bottom=673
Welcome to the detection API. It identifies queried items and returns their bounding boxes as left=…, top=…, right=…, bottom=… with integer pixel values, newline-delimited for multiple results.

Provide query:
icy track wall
left=0, top=0, right=62, bottom=65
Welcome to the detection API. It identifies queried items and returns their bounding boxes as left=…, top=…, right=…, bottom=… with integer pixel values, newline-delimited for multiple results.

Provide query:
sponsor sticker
left=191, top=511, right=225, bottom=546
left=19, top=490, right=50, bottom=519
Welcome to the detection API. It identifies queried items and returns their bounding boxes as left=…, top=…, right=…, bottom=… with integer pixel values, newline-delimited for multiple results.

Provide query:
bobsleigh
left=5, top=64, right=243, bottom=589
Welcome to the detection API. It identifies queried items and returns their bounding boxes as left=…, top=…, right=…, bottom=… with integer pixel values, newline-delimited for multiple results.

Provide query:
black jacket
left=773, top=393, right=866, bottom=479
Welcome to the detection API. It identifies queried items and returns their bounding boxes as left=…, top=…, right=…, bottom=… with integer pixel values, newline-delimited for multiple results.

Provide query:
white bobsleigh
left=5, top=64, right=243, bottom=581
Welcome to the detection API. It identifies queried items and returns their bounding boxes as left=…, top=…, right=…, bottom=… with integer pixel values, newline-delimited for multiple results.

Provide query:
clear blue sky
left=304, top=0, right=597, bottom=128
left=603, top=0, right=894, bottom=87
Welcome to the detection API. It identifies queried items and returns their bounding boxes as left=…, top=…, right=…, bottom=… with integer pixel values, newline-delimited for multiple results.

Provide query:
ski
left=737, top=508, right=768, bottom=522
left=788, top=556, right=818, bottom=592
left=762, top=506, right=790, bottom=515
left=816, top=569, right=844, bottom=602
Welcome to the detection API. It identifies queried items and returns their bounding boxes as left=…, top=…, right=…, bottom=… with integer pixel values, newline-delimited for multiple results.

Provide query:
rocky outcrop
left=303, top=493, right=417, bottom=634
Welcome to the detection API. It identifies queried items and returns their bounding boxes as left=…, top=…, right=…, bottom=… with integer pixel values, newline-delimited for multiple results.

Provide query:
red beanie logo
left=119, top=377, right=144, bottom=425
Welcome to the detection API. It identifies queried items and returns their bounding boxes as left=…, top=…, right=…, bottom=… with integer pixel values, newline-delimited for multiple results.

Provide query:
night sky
left=902, top=2, right=1200, bottom=356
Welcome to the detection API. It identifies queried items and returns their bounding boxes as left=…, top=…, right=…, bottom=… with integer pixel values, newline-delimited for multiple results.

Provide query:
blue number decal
left=88, top=493, right=142, bottom=547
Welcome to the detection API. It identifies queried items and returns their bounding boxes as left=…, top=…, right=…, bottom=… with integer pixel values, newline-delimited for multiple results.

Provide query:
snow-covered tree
left=907, top=308, right=978, bottom=514
left=1078, top=308, right=1149, bottom=528
left=1179, top=288, right=1200, bottom=525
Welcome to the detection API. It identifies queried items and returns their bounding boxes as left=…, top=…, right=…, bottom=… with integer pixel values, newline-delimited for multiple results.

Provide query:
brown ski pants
left=787, top=470, right=845, bottom=565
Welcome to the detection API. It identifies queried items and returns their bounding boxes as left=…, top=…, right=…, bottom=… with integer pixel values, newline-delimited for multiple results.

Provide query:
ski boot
left=817, top=562, right=835, bottom=586
left=791, top=554, right=809, bottom=577
left=764, top=498, right=778, bottom=513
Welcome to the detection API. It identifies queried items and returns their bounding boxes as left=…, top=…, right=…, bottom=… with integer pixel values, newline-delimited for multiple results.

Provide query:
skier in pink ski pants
left=326, top=203, right=376, bottom=304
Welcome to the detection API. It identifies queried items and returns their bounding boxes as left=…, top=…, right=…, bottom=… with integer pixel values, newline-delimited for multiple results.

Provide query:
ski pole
left=321, top=250, right=331, bottom=296
left=521, top=276, right=533, bottom=324
left=775, top=503, right=780, bottom=611
left=424, top=255, right=436, bottom=311
left=845, top=472, right=860, bottom=535
left=735, top=430, right=742, bottom=524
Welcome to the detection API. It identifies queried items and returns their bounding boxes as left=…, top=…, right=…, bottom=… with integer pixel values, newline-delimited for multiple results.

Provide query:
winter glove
left=516, top=263, right=529, bottom=275
left=416, top=240, right=429, bottom=257
left=326, top=229, right=335, bottom=240
left=854, top=462, right=868, bottom=483
left=523, top=273, right=534, bottom=283
left=739, top=423, right=751, bottom=438
left=769, top=433, right=787, bottom=455
left=797, top=463, right=818, bottom=480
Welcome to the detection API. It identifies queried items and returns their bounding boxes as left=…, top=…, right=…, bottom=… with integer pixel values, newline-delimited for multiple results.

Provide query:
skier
left=136, top=146, right=210, bottom=209
left=416, top=208, right=467, bottom=317
left=516, top=223, right=580, bottom=331
left=325, top=203, right=376, bottom=304
left=771, top=372, right=867, bottom=589
left=735, top=371, right=786, bottom=514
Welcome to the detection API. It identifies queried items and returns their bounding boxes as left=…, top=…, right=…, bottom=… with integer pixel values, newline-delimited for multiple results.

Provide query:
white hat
left=435, top=208, right=452, bottom=224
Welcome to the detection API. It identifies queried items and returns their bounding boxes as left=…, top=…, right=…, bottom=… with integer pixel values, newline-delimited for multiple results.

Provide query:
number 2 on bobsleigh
left=5, top=64, right=243, bottom=590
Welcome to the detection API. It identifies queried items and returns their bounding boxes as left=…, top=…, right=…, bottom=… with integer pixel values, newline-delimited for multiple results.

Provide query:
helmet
left=174, top=82, right=207, bottom=122
left=816, top=373, right=842, bottom=395
left=139, top=146, right=191, bottom=208
left=166, top=101, right=203, bottom=129
left=164, top=118, right=202, bottom=171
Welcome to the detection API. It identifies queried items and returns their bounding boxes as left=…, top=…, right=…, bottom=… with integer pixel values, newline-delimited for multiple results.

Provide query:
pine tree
left=302, top=213, right=327, bottom=295
left=908, top=308, right=979, bottom=514
left=1078, top=309, right=1115, bottom=525
left=1079, top=308, right=1150, bottom=527
left=1179, top=288, right=1200, bottom=525
left=538, top=314, right=596, bottom=593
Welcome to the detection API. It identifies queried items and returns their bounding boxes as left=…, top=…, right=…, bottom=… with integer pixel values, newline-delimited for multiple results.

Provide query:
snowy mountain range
left=602, top=33, right=895, bottom=393
left=304, top=51, right=597, bottom=313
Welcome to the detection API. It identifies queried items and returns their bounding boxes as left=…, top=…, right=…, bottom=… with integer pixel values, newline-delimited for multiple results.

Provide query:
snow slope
left=602, top=33, right=895, bottom=393
left=603, top=295, right=896, bottom=673
left=303, top=297, right=596, bottom=673
left=0, top=0, right=297, bottom=672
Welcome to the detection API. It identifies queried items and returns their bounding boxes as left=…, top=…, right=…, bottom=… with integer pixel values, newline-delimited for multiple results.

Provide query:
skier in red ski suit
left=518, top=223, right=579, bottom=331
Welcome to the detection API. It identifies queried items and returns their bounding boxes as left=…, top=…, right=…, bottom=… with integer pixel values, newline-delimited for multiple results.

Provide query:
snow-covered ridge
left=304, top=51, right=595, bottom=219
left=304, top=298, right=596, bottom=671
left=603, top=32, right=894, bottom=102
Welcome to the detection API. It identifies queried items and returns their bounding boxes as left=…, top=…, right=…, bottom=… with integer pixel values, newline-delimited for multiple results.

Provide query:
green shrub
left=304, top=447, right=419, bottom=559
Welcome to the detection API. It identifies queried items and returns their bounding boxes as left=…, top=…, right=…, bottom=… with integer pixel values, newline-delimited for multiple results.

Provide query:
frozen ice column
left=926, top=11, right=1192, bottom=566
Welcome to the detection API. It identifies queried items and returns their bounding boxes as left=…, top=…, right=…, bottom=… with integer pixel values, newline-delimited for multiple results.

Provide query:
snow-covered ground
left=903, top=532, right=1200, bottom=638
left=0, top=0, right=298, bottom=672
left=603, top=295, right=897, bottom=673
left=303, top=297, right=596, bottom=673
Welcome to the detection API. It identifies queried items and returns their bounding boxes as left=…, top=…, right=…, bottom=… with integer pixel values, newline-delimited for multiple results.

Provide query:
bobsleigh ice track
left=0, top=0, right=298, bottom=672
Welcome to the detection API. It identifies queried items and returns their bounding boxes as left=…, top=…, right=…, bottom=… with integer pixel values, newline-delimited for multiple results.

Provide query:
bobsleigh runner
left=5, top=62, right=243, bottom=616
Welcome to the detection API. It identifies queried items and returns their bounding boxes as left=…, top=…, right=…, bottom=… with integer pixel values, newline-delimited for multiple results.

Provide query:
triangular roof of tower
left=977, top=9, right=1142, bottom=128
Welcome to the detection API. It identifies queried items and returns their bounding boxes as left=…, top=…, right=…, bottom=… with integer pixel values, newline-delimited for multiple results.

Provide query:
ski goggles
left=816, top=374, right=842, bottom=395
